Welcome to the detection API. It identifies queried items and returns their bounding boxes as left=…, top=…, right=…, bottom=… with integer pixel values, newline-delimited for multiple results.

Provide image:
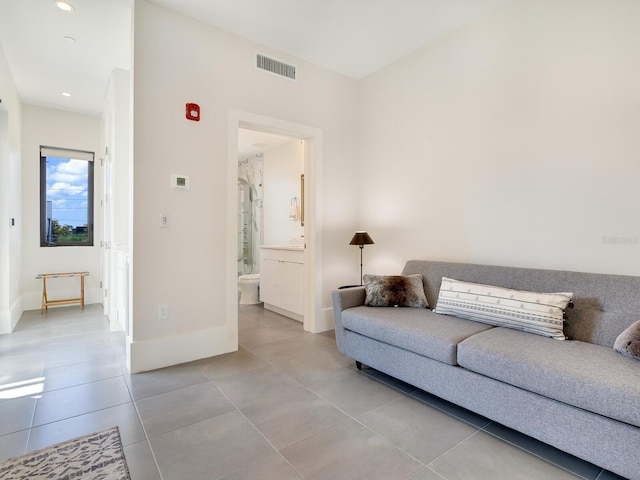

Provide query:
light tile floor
left=0, top=304, right=627, bottom=480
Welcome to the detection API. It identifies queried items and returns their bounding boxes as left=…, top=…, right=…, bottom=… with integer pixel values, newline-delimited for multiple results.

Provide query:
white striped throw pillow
left=434, top=277, right=573, bottom=340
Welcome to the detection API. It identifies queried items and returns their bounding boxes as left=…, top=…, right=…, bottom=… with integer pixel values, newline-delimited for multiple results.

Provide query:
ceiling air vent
left=256, top=53, right=296, bottom=81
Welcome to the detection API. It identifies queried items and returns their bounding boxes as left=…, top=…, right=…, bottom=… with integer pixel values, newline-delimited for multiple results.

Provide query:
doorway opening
left=236, top=129, right=298, bottom=277
left=228, top=110, right=324, bottom=340
left=238, top=128, right=305, bottom=322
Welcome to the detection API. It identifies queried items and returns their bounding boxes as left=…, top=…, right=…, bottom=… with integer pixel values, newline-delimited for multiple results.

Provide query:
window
left=40, top=146, right=95, bottom=247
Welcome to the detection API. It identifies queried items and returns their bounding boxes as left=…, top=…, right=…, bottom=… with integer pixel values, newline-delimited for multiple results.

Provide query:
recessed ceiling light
left=61, top=92, right=72, bottom=97
left=55, top=1, right=74, bottom=12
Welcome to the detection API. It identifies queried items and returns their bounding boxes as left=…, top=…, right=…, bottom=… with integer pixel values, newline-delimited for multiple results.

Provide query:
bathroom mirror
left=300, top=174, right=305, bottom=227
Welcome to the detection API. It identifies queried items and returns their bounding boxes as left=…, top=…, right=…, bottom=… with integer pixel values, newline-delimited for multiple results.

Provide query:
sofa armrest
left=331, top=287, right=366, bottom=354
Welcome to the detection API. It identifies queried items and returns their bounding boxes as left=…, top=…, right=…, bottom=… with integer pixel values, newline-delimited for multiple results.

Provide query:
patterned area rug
left=0, top=426, right=131, bottom=480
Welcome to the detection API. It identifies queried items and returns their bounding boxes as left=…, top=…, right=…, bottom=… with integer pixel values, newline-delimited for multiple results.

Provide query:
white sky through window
left=46, top=156, right=89, bottom=227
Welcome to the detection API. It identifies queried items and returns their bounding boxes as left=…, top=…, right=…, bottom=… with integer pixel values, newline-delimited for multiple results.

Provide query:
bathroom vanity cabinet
left=259, top=246, right=304, bottom=322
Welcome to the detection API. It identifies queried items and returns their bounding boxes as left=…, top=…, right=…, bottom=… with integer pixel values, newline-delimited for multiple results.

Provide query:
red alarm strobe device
left=186, top=103, right=200, bottom=121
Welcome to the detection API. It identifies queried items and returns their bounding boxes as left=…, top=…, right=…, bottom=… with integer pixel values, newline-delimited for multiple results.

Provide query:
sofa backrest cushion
left=401, top=260, right=640, bottom=348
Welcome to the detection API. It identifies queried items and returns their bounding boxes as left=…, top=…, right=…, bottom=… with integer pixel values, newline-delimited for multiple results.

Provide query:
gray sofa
left=331, top=260, right=640, bottom=480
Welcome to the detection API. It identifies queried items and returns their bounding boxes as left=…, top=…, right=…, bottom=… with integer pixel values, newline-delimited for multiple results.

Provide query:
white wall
left=0, top=41, right=22, bottom=334
left=130, top=0, right=359, bottom=372
left=21, top=105, right=102, bottom=310
left=358, top=0, right=640, bottom=277
left=263, top=139, right=305, bottom=245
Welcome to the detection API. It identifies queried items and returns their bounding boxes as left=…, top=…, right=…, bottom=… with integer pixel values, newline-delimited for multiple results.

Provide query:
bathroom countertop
left=260, top=245, right=304, bottom=251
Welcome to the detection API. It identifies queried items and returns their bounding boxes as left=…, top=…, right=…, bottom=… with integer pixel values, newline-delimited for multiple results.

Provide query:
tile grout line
left=8, top=317, right=47, bottom=455
left=297, top=374, right=431, bottom=476
left=477, top=426, right=597, bottom=480
left=23, top=363, right=46, bottom=456
left=198, top=325, right=399, bottom=479
left=239, top=319, right=436, bottom=473
left=194, top=362, right=307, bottom=480
left=23, top=310, right=116, bottom=456
left=124, top=374, right=166, bottom=480
left=306, top=372, right=460, bottom=477
left=26, top=312, right=148, bottom=472
left=359, top=367, right=598, bottom=480
left=197, top=356, right=359, bottom=451
left=352, top=371, right=506, bottom=478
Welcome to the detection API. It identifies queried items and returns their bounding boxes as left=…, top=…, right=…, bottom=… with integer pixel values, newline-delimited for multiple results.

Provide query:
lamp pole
left=359, top=244, right=364, bottom=285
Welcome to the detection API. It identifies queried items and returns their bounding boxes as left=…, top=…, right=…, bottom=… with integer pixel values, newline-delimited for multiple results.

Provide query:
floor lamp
left=350, top=231, right=375, bottom=285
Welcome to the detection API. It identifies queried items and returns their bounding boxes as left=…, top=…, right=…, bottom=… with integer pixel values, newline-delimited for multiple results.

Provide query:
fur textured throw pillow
left=363, top=274, right=428, bottom=308
left=614, top=320, right=640, bottom=360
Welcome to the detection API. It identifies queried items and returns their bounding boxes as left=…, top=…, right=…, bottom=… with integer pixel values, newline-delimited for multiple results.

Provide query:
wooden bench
left=36, top=272, right=89, bottom=313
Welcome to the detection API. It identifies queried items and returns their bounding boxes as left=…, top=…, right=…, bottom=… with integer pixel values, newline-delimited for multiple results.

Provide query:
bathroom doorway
left=237, top=128, right=305, bottom=321
left=237, top=129, right=300, bottom=277
left=228, top=110, right=324, bottom=337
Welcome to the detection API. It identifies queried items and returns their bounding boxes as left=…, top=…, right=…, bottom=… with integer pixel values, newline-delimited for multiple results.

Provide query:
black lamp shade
left=349, top=231, right=374, bottom=246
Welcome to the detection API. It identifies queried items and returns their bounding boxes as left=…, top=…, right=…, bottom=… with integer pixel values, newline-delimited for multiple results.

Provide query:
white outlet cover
left=171, top=175, right=190, bottom=190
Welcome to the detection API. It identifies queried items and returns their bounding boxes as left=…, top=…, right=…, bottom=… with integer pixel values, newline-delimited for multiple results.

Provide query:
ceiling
left=0, top=0, right=132, bottom=116
left=0, top=0, right=508, bottom=117
left=238, top=128, right=295, bottom=159
left=150, top=0, right=509, bottom=79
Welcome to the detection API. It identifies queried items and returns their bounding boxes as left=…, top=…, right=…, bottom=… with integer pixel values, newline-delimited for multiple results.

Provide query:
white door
left=102, top=152, right=113, bottom=321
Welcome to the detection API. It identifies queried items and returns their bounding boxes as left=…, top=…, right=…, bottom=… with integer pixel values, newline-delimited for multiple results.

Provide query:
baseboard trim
left=263, top=303, right=303, bottom=322
left=10, top=295, right=22, bottom=331
left=127, top=326, right=237, bottom=374
left=313, top=306, right=335, bottom=333
left=0, top=296, right=24, bottom=334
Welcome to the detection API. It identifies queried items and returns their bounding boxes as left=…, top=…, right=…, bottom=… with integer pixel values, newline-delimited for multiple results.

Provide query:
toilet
left=238, top=274, right=261, bottom=305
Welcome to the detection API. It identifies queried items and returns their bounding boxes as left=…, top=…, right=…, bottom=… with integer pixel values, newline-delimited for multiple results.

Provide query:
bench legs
left=41, top=276, right=48, bottom=313
left=355, top=361, right=362, bottom=370
left=39, top=273, right=87, bottom=313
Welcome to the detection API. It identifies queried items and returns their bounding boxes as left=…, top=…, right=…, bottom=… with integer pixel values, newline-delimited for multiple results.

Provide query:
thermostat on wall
left=171, top=175, right=190, bottom=190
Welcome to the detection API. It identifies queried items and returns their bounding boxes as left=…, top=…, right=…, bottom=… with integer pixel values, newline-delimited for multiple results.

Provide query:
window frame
left=40, top=146, right=95, bottom=247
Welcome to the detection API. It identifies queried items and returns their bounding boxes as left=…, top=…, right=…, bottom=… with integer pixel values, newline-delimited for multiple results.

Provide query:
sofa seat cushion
left=342, top=306, right=493, bottom=365
left=457, top=328, right=640, bottom=428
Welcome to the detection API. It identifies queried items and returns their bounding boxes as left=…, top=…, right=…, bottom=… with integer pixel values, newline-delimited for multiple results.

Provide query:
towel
left=289, top=197, right=300, bottom=221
